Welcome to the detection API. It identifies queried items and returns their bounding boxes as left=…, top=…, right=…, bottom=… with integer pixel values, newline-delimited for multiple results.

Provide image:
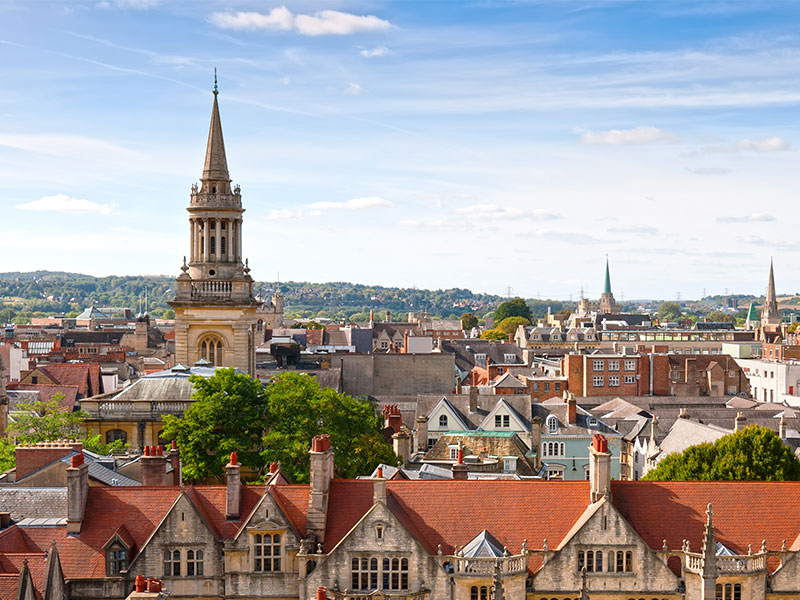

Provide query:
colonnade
left=189, top=217, right=241, bottom=263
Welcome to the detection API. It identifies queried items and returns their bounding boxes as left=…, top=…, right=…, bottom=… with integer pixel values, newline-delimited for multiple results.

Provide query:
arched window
left=439, top=415, right=448, bottom=428
left=546, top=415, right=558, bottom=433
left=164, top=549, right=180, bottom=576
left=106, top=429, right=127, bottom=444
left=221, top=236, right=226, bottom=255
left=198, top=334, right=224, bottom=366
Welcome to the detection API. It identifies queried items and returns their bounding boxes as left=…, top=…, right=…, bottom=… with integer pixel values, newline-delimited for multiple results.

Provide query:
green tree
left=162, top=369, right=397, bottom=483
left=162, top=369, right=270, bottom=481
left=461, top=312, right=479, bottom=330
left=83, top=433, right=128, bottom=455
left=657, top=301, right=682, bottom=323
left=494, top=298, right=532, bottom=323
left=496, top=316, right=531, bottom=335
left=8, top=395, right=86, bottom=442
left=0, top=438, right=15, bottom=473
left=554, top=309, right=572, bottom=322
left=705, top=311, right=735, bottom=323
left=644, top=426, right=800, bottom=481
left=480, top=328, right=507, bottom=341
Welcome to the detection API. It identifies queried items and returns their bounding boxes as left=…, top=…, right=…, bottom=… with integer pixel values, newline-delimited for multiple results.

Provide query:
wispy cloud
left=17, top=193, right=115, bottom=215
left=360, top=46, right=390, bottom=58
left=209, top=7, right=392, bottom=36
left=112, top=0, right=161, bottom=8
left=345, top=82, right=364, bottom=95
left=717, top=213, right=776, bottom=223
left=607, top=225, right=660, bottom=234
left=686, top=166, right=732, bottom=175
left=694, top=136, right=791, bottom=155
left=455, top=203, right=562, bottom=221
left=580, top=126, right=678, bottom=145
left=267, top=197, right=393, bottom=220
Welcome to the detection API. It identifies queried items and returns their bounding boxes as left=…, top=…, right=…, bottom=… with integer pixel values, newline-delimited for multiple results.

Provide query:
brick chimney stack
left=588, top=434, right=611, bottom=503
left=382, top=404, right=403, bottom=432
left=16, top=440, right=82, bottom=480
left=452, top=446, right=468, bottom=480
left=226, top=452, right=242, bottom=520
left=469, top=386, right=479, bottom=413
left=141, top=445, right=168, bottom=486
left=567, top=392, right=577, bottom=425
left=392, top=429, right=412, bottom=467
left=307, top=434, right=334, bottom=542
left=66, top=453, right=89, bottom=534
left=530, top=416, right=542, bottom=469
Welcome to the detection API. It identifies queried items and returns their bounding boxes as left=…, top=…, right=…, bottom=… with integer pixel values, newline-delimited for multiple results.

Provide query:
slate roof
left=417, top=393, right=532, bottom=430
left=424, top=432, right=538, bottom=476
left=0, top=488, right=67, bottom=522
left=533, top=402, right=620, bottom=438
left=7, top=385, right=79, bottom=411
left=440, top=340, right=522, bottom=372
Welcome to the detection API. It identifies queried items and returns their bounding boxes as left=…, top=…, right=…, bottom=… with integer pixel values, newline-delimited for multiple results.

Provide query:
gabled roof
left=75, top=307, right=110, bottom=320
left=492, top=372, right=527, bottom=389
left=461, top=529, right=505, bottom=557
left=477, top=398, right=530, bottom=432
left=427, top=396, right=472, bottom=431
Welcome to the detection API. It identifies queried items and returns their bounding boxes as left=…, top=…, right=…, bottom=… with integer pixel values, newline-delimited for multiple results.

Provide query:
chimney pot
left=135, top=575, right=145, bottom=593
left=171, top=439, right=177, bottom=450
left=270, top=461, right=278, bottom=474
left=230, top=451, right=238, bottom=466
left=376, top=466, right=383, bottom=478
left=317, top=587, right=328, bottom=600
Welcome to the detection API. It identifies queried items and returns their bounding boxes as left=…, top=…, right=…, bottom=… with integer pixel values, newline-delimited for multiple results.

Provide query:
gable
left=427, top=398, right=470, bottom=431
left=478, top=399, right=530, bottom=433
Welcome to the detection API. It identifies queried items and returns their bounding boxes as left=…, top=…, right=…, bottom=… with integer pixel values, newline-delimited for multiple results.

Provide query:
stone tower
left=169, top=80, right=260, bottom=375
left=597, top=256, right=618, bottom=314
left=759, top=259, right=783, bottom=343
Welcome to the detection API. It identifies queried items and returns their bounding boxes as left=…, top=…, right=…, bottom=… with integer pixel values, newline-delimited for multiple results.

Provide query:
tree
left=162, top=369, right=270, bottom=481
left=8, top=395, right=86, bottom=443
left=644, top=426, right=800, bottom=481
left=480, top=328, right=507, bottom=341
left=657, top=301, right=682, bottom=323
left=496, top=316, right=530, bottom=335
left=461, top=312, right=479, bottom=330
left=162, top=369, right=398, bottom=483
left=554, top=309, right=572, bottom=323
left=494, top=298, right=532, bottom=323
left=705, top=311, right=735, bottom=323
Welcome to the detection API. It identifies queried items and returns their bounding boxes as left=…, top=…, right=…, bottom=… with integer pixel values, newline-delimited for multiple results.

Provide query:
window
left=624, top=375, right=636, bottom=384
left=504, top=353, right=517, bottom=363
left=503, top=457, right=517, bottom=472
left=106, top=544, right=128, bottom=575
left=608, top=360, right=620, bottom=371
left=449, top=446, right=459, bottom=461
left=106, top=429, right=127, bottom=444
left=221, top=236, right=226, bottom=255
left=593, top=376, right=604, bottom=387
left=352, top=556, right=408, bottom=591
left=625, top=551, right=632, bottom=572
left=624, top=360, right=636, bottom=371
left=533, top=382, right=540, bottom=392
left=254, top=533, right=282, bottom=572
left=609, top=376, right=620, bottom=387
left=546, top=466, right=564, bottom=479
left=716, top=583, right=741, bottom=600
left=198, top=334, right=224, bottom=366
left=376, top=526, right=383, bottom=540
left=164, top=549, right=181, bottom=577
left=588, top=417, right=597, bottom=427
left=474, top=353, right=486, bottom=362
left=186, top=550, right=204, bottom=576
left=210, top=236, right=216, bottom=254
left=439, top=415, right=448, bottom=428
left=472, top=586, right=490, bottom=600
left=352, top=557, right=379, bottom=591
left=542, top=442, right=565, bottom=458
left=495, top=414, right=510, bottom=428
left=555, top=382, right=561, bottom=392
left=616, top=551, right=624, bottom=573
left=593, top=360, right=604, bottom=371
left=544, top=382, right=550, bottom=392
left=546, top=415, right=558, bottom=433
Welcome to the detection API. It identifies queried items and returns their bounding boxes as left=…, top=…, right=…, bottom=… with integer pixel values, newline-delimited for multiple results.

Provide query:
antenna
left=505, top=285, right=513, bottom=299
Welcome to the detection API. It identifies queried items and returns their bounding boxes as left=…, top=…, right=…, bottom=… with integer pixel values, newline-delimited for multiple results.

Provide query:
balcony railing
left=445, top=553, right=528, bottom=577
left=94, top=401, right=192, bottom=417
left=191, top=280, right=232, bottom=300
left=683, top=552, right=767, bottom=575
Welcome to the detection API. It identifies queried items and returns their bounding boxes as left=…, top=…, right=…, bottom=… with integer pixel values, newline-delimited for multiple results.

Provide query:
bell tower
left=169, top=75, right=260, bottom=375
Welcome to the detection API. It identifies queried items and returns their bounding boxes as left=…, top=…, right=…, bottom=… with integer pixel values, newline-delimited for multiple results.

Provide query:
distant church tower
left=598, top=256, right=618, bottom=314
left=169, top=79, right=260, bottom=374
left=759, top=259, right=784, bottom=343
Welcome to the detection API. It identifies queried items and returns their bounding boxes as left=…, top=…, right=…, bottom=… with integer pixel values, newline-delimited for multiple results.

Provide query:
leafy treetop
left=496, top=316, right=530, bottom=335
left=494, top=298, right=533, bottom=323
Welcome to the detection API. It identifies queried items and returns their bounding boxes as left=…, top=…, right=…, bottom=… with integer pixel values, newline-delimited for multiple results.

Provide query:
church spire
left=603, top=255, right=612, bottom=295
left=202, top=72, right=230, bottom=183
left=763, top=258, right=779, bottom=324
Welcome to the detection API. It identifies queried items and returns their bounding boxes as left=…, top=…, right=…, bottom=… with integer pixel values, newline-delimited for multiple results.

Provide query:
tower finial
left=213, top=68, right=218, bottom=95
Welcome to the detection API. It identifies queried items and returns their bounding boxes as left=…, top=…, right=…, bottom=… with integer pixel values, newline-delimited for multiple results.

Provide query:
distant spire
left=603, top=255, right=612, bottom=295
left=202, top=74, right=230, bottom=182
left=762, top=258, right=779, bottom=323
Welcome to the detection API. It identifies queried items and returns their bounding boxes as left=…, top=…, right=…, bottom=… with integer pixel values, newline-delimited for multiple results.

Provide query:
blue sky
left=2, top=0, right=800, bottom=300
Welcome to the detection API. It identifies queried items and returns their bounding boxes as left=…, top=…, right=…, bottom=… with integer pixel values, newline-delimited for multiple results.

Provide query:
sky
left=1, top=0, right=800, bottom=301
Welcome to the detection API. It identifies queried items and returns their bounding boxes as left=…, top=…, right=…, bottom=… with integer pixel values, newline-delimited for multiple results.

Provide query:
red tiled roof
left=0, top=553, right=47, bottom=599
left=9, top=384, right=79, bottom=410
left=270, top=485, right=309, bottom=538
left=611, top=481, right=800, bottom=554
left=386, top=480, right=590, bottom=556
left=323, top=480, right=375, bottom=552
left=0, top=526, right=34, bottom=553
left=35, top=363, right=101, bottom=397
left=187, top=486, right=265, bottom=539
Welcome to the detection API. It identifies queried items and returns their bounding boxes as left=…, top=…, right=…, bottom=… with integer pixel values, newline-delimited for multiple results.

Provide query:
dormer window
left=439, top=415, right=448, bottom=428
left=106, top=543, right=128, bottom=576
left=546, top=415, right=558, bottom=433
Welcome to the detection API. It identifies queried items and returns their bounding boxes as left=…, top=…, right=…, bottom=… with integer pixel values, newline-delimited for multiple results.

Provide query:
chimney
left=66, top=454, right=89, bottom=534
left=168, top=440, right=181, bottom=486
left=141, top=445, right=167, bottom=486
left=373, top=473, right=387, bottom=504
left=369, top=310, right=374, bottom=327
left=588, top=434, right=611, bottom=503
left=416, top=416, right=428, bottom=452
left=452, top=447, right=469, bottom=480
left=226, top=452, right=242, bottom=520
left=385, top=310, right=391, bottom=323
left=403, top=331, right=409, bottom=353
left=307, top=434, right=334, bottom=542
left=0, top=512, right=10, bottom=529
left=382, top=404, right=402, bottom=432
left=392, top=430, right=412, bottom=467
left=317, top=588, right=327, bottom=600
left=780, top=415, right=787, bottom=439
left=567, top=393, right=577, bottom=425
left=530, top=416, right=542, bottom=469
left=16, top=441, right=79, bottom=480
left=686, top=357, right=698, bottom=384
left=734, top=412, right=745, bottom=432
left=469, top=386, right=479, bottom=412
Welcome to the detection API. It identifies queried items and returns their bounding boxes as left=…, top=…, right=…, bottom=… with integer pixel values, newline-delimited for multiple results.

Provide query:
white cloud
left=686, top=166, right=732, bottom=175
left=209, top=7, right=391, bottom=36
left=308, top=196, right=392, bottom=216
left=266, top=208, right=303, bottom=221
left=361, top=46, right=390, bottom=58
left=345, top=82, right=364, bottom=96
left=695, top=136, right=791, bottom=155
left=717, top=213, right=776, bottom=223
left=580, top=126, right=678, bottom=145
left=115, top=0, right=160, bottom=8
left=455, top=203, right=562, bottom=221
left=17, top=193, right=115, bottom=215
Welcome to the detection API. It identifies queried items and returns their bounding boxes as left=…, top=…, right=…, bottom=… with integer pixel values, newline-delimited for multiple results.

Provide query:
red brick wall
left=16, top=443, right=81, bottom=480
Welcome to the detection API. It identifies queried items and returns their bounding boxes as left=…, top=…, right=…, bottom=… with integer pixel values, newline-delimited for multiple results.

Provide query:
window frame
left=253, top=532, right=283, bottom=573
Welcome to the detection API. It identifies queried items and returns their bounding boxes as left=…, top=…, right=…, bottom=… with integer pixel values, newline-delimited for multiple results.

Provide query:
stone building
left=169, top=82, right=281, bottom=375
left=7, top=434, right=800, bottom=600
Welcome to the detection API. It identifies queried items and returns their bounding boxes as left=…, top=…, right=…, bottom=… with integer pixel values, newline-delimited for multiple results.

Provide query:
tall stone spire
left=603, top=255, right=612, bottom=295
left=202, top=71, right=230, bottom=185
left=762, top=258, right=780, bottom=325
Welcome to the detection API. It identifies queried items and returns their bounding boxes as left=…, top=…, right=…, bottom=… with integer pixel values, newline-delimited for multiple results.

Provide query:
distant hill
left=0, top=271, right=574, bottom=324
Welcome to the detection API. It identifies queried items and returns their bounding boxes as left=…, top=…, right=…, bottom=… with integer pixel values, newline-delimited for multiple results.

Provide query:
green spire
left=603, top=255, right=612, bottom=295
